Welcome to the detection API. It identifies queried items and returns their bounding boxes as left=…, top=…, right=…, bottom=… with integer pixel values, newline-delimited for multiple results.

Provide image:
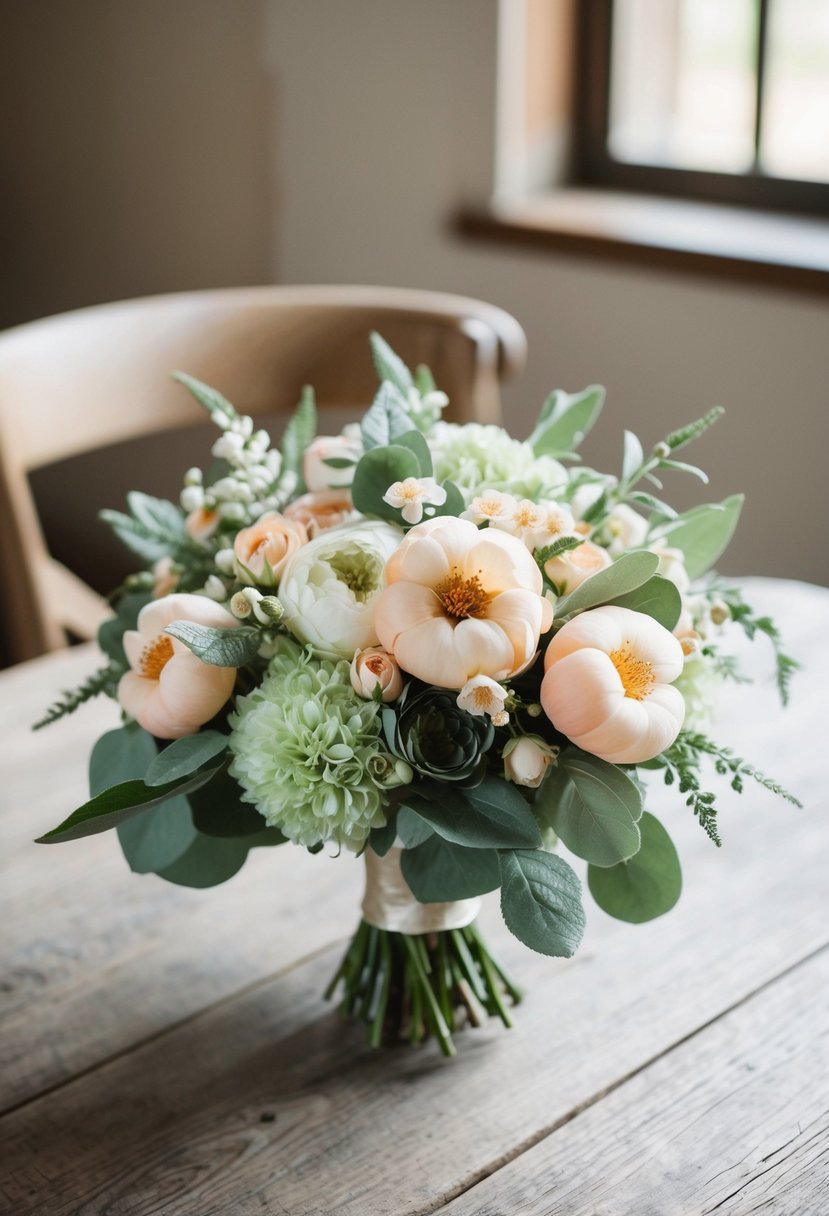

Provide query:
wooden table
left=1, top=578, right=826, bottom=1216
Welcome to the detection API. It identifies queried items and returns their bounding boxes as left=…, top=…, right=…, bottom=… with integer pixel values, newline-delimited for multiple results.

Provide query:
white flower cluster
left=179, top=412, right=285, bottom=526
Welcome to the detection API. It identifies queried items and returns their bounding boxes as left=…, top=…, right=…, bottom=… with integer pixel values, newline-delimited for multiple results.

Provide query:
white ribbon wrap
left=362, top=845, right=481, bottom=934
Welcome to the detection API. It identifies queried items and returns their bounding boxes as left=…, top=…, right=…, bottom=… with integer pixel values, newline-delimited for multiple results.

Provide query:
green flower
left=428, top=422, right=567, bottom=503
left=228, top=637, right=388, bottom=851
left=382, top=683, right=495, bottom=786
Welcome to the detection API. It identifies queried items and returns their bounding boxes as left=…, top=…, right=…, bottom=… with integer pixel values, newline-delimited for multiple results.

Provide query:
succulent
left=382, top=683, right=495, bottom=787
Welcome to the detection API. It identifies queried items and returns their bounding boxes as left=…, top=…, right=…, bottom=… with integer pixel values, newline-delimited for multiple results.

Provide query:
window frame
left=573, top=0, right=829, bottom=216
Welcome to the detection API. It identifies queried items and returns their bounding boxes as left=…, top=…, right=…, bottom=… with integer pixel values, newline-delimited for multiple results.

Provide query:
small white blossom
left=382, top=476, right=447, bottom=525
left=491, top=498, right=550, bottom=549
left=457, top=675, right=508, bottom=721
left=461, top=489, right=517, bottom=525
left=183, top=467, right=203, bottom=486
left=215, top=547, right=237, bottom=575
left=203, top=574, right=228, bottom=601
left=180, top=485, right=204, bottom=512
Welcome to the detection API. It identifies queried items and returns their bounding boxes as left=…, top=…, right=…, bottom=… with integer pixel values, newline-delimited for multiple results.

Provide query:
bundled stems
left=325, top=920, right=523, bottom=1057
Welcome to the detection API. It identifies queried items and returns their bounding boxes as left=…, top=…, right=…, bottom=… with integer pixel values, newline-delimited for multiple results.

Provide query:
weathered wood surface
left=0, top=578, right=826, bottom=1215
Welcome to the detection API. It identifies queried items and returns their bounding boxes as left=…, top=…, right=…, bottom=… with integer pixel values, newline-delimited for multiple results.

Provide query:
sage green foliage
left=555, top=550, right=660, bottom=621
left=401, top=836, right=501, bottom=902
left=401, top=779, right=541, bottom=850
left=361, top=382, right=415, bottom=450
left=164, top=621, right=262, bottom=668
left=382, top=686, right=495, bottom=786
left=499, top=850, right=586, bottom=957
left=650, top=495, right=744, bottom=580
left=718, top=585, right=800, bottom=706
left=351, top=430, right=463, bottom=526
left=99, top=491, right=188, bottom=565
left=170, top=370, right=237, bottom=423
left=587, top=812, right=682, bottom=923
left=605, top=575, right=682, bottom=631
left=280, top=385, right=317, bottom=487
left=528, top=385, right=605, bottom=458
left=144, top=729, right=229, bottom=786
left=32, top=660, right=123, bottom=730
left=536, top=749, right=643, bottom=867
left=370, top=331, right=414, bottom=396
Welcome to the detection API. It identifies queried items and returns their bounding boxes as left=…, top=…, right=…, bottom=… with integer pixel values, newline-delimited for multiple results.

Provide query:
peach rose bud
left=303, top=434, right=363, bottom=492
left=283, top=489, right=355, bottom=538
left=350, top=647, right=404, bottom=702
left=233, top=512, right=308, bottom=587
left=503, top=735, right=558, bottom=788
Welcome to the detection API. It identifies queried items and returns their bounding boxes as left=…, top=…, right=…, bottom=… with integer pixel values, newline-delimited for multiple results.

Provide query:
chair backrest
left=0, top=285, right=526, bottom=663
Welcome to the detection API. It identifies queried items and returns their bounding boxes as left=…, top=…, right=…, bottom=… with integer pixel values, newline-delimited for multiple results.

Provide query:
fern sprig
left=33, top=661, right=123, bottom=730
left=718, top=587, right=800, bottom=706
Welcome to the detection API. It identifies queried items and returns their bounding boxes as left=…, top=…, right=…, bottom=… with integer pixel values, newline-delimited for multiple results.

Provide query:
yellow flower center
left=435, top=569, right=492, bottom=620
left=140, top=634, right=175, bottom=680
left=610, top=645, right=655, bottom=701
left=513, top=505, right=540, bottom=528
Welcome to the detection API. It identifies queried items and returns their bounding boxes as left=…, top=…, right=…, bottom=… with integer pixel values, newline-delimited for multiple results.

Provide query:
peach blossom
left=374, top=516, right=553, bottom=690
left=185, top=506, right=220, bottom=543
left=151, top=556, right=179, bottom=599
left=303, top=434, right=362, bottom=492
left=233, top=512, right=308, bottom=586
left=283, top=490, right=355, bottom=538
left=544, top=540, right=612, bottom=594
left=117, top=594, right=239, bottom=740
left=541, top=605, right=685, bottom=763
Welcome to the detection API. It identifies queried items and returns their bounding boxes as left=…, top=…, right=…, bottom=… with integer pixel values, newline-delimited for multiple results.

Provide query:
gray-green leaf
left=145, top=730, right=229, bottom=787
left=401, top=836, right=500, bottom=902
left=588, top=812, right=682, bottom=923
left=165, top=622, right=260, bottom=667
left=499, top=850, right=586, bottom=957
left=555, top=550, right=660, bottom=619
left=529, top=385, right=605, bottom=457
left=536, top=749, right=642, bottom=867
left=650, top=494, right=743, bottom=580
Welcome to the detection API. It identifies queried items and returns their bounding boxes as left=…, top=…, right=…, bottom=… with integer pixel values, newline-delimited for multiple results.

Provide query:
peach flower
left=543, top=540, right=612, bottom=594
left=233, top=512, right=308, bottom=586
left=118, top=594, right=239, bottom=739
left=540, top=605, right=685, bottom=763
left=303, top=434, right=362, bottom=492
left=374, top=516, right=553, bottom=690
left=284, top=490, right=355, bottom=538
left=350, top=647, right=404, bottom=702
left=151, top=556, right=179, bottom=599
left=185, top=507, right=220, bottom=543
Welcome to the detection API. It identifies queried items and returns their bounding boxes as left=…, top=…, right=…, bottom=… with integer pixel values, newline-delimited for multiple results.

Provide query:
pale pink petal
left=452, top=617, right=515, bottom=681
left=487, top=588, right=549, bottom=668
left=544, top=609, right=623, bottom=671
left=385, top=532, right=452, bottom=587
left=465, top=530, right=543, bottom=595
left=392, top=616, right=471, bottom=688
left=157, top=651, right=236, bottom=725
left=540, top=649, right=623, bottom=737
left=374, top=582, right=443, bottom=653
left=122, top=629, right=145, bottom=670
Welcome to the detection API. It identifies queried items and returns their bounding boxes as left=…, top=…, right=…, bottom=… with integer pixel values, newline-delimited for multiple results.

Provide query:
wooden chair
left=0, top=285, right=526, bottom=664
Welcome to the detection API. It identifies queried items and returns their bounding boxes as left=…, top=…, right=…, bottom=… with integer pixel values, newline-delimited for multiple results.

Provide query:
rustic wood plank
left=0, top=579, right=824, bottom=1214
left=437, top=946, right=829, bottom=1216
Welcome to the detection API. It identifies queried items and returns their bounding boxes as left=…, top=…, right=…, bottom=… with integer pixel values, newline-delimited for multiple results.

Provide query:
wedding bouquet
left=36, top=334, right=798, bottom=1056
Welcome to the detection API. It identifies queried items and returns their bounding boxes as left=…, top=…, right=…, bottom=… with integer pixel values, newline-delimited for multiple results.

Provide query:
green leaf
left=650, top=495, right=743, bottom=580
left=280, top=386, right=317, bottom=481
left=117, top=797, right=197, bottom=874
left=370, top=332, right=414, bottom=395
left=555, top=550, right=660, bottom=619
left=127, top=491, right=186, bottom=539
left=587, top=812, right=682, bottom=923
left=351, top=444, right=421, bottom=521
left=36, top=764, right=222, bottom=844
left=145, top=730, right=229, bottom=787
left=393, top=429, right=433, bottom=476
left=155, top=830, right=250, bottom=888
left=164, top=621, right=261, bottom=667
left=428, top=479, right=466, bottom=519
left=628, top=491, right=677, bottom=519
left=499, top=850, right=585, bottom=957
left=397, top=804, right=434, bottom=849
left=658, top=457, right=709, bottom=483
left=622, top=430, right=644, bottom=484
left=361, top=382, right=414, bottom=450
left=414, top=363, right=436, bottom=395
left=89, top=723, right=157, bottom=795
left=529, top=386, right=605, bottom=457
left=606, top=575, right=682, bottom=631
left=401, top=836, right=501, bottom=901
left=188, top=765, right=275, bottom=838
left=97, top=592, right=150, bottom=663
left=536, top=749, right=642, bottom=867
left=368, top=814, right=398, bottom=858
left=534, top=535, right=584, bottom=568
left=407, top=779, right=542, bottom=850
left=171, top=371, right=238, bottom=423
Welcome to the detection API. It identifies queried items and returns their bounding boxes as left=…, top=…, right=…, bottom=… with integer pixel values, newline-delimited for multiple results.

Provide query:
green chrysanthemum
left=428, top=422, right=567, bottom=503
left=228, top=637, right=388, bottom=851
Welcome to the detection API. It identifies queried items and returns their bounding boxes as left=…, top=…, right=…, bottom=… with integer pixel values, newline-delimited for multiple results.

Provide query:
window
left=575, top=0, right=829, bottom=213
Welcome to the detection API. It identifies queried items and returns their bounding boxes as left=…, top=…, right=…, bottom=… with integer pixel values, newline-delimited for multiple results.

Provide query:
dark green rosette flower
left=382, top=683, right=495, bottom=787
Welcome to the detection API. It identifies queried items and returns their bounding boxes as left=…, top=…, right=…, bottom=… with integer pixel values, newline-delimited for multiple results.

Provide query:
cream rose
left=283, top=490, right=356, bottom=537
left=503, top=735, right=558, bottom=788
left=544, top=540, right=613, bottom=594
left=350, top=647, right=404, bottom=702
left=233, top=512, right=308, bottom=586
left=117, top=594, right=239, bottom=740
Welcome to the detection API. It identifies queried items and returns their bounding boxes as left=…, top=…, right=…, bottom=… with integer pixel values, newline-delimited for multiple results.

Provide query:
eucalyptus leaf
left=397, top=804, right=435, bottom=849
left=529, top=385, right=605, bottom=457
left=606, top=574, right=682, bottom=630
left=393, top=429, right=433, bottom=476
left=368, top=814, right=398, bottom=858
left=536, top=749, right=642, bottom=867
left=155, top=830, right=250, bottom=888
left=629, top=491, right=677, bottom=519
left=588, top=812, right=682, bottom=923
left=401, top=836, right=500, bottom=902
left=499, top=850, right=585, bottom=957
left=351, top=444, right=421, bottom=521
left=280, top=385, right=317, bottom=482
left=117, top=797, right=197, bottom=874
left=408, top=779, right=541, bottom=849
left=164, top=622, right=261, bottom=667
left=145, top=730, right=229, bottom=787
left=188, top=765, right=275, bottom=838
left=650, top=495, right=744, bottom=580
left=36, top=764, right=222, bottom=844
left=428, top=479, right=466, bottom=519
left=361, top=382, right=413, bottom=450
left=622, top=430, right=644, bottom=484
left=89, top=723, right=157, bottom=796
left=555, top=550, right=660, bottom=619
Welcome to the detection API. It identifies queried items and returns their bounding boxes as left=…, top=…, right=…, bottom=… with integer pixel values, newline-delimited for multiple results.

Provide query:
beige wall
left=0, top=0, right=272, bottom=329
left=267, top=0, right=829, bottom=585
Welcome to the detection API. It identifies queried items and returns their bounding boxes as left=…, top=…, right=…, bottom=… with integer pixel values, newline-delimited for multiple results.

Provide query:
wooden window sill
left=456, top=190, right=829, bottom=297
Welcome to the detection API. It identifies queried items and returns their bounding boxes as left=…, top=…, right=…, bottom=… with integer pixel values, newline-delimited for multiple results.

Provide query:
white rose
left=279, top=520, right=403, bottom=658
left=649, top=542, right=690, bottom=593
left=605, top=504, right=648, bottom=556
left=303, top=434, right=363, bottom=492
left=503, top=736, right=558, bottom=788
